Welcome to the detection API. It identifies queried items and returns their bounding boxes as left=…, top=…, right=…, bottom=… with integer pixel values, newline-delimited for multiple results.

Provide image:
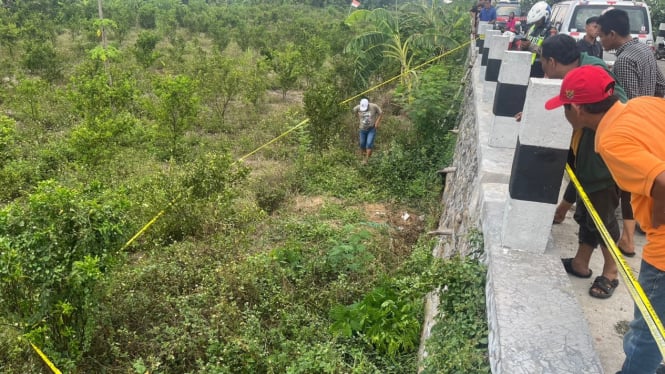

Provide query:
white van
left=656, top=23, right=665, bottom=59
left=549, top=0, right=654, bottom=65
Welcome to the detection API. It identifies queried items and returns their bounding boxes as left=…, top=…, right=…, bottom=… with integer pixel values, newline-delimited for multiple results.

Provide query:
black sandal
left=618, top=246, right=636, bottom=257
left=561, top=258, right=592, bottom=278
left=589, top=276, right=619, bottom=299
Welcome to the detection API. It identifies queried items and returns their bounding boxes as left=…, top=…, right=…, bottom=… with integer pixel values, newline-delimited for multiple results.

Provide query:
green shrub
left=303, top=73, right=345, bottom=152
left=421, top=255, right=490, bottom=374
left=135, top=151, right=253, bottom=245
left=0, top=114, right=17, bottom=162
left=255, top=182, right=288, bottom=214
left=330, top=284, right=422, bottom=357
left=0, top=180, right=131, bottom=368
left=371, top=136, right=455, bottom=203
left=407, top=64, right=465, bottom=137
left=21, top=40, right=62, bottom=82
left=138, top=4, right=157, bottom=29
left=67, top=112, right=144, bottom=165
left=134, top=30, right=161, bottom=68
left=326, top=226, right=375, bottom=275
left=295, top=147, right=375, bottom=201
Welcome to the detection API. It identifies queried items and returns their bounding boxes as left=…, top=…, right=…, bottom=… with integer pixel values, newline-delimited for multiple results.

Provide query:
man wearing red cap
left=545, top=64, right=665, bottom=374
left=540, top=34, right=629, bottom=301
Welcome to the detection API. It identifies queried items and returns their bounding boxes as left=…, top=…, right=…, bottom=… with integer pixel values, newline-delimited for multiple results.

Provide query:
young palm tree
left=344, top=3, right=469, bottom=97
left=344, top=8, right=418, bottom=94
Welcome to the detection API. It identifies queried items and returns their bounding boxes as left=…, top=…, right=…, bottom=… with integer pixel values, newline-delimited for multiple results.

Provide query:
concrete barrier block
left=498, top=51, right=533, bottom=86
left=478, top=145, right=514, bottom=184
left=486, top=247, right=603, bottom=374
left=489, top=116, right=518, bottom=149
left=501, top=198, right=554, bottom=252
left=492, top=51, right=531, bottom=118
left=482, top=81, right=496, bottom=103
left=480, top=183, right=508, bottom=249
left=519, top=78, right=571, bottom=149
left=477, top=22, right=490, bottom=49
left=481, top=30, right=501, bottom=67
left=488, top=35, right=510, bottom=60
left=485, top=35, right=510, bottom=82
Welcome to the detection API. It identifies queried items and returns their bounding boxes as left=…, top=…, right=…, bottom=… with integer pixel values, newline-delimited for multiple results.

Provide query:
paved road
left=551, top=205, right=645, bottom=374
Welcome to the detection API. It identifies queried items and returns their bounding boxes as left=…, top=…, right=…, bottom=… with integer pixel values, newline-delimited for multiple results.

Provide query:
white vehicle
left=549, top=0, right=654, bottom=65
left=656, top=23, right=665, bottom=60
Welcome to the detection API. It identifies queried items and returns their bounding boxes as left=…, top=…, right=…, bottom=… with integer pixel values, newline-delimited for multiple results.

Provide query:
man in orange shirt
left=544, top=64, right=665, bottom=374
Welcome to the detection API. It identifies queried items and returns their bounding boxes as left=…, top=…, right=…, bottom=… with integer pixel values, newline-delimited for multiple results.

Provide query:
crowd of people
left=351, top=3, right=665, bottom=371
left=471, top=2, right=665, bottom=372
left=472, top=2, right=665, bottom=372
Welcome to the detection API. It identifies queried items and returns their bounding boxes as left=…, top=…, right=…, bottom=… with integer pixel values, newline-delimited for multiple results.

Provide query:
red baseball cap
left=544, top=65, right=616, bottom=110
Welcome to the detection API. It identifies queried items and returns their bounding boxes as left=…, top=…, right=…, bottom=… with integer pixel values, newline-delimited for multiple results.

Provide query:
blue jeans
left=621, top=260, right=665, bottom=374
left=359, top=127, right=376, bottom=150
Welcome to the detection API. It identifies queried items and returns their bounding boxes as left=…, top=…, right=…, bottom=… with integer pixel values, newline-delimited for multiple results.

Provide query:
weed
left=421, top=256, right=490, bottom=374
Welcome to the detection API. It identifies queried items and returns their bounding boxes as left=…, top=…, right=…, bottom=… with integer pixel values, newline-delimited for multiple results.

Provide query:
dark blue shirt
left=479, top=6, right=497, bottom=22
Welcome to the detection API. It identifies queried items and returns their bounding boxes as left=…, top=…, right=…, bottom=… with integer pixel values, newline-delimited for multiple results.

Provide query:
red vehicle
left=495, top=1, right=526, bottom=33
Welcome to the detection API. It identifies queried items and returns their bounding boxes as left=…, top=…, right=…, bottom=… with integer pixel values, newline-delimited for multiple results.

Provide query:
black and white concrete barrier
left=476, top=21, right=490, bottom=50
left=501, top=78, right=570, bottom=252
left=481, top=30, right=500, bottom=69
left=480, top=30, right=501, bottom=102
left=484, top=34, right=510, bottom=83
left=489, top=51, right=532, bottom=148
left=480, top=29, right=501, bottom=71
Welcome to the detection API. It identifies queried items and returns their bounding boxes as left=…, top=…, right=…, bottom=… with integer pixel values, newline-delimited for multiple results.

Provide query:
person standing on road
left=479, top=0, right=496, bottom=24
left=577, top=16, right=603, bottom=59
left=520, top=1, right=552, bottom=77
left=544, top=64, right=665, bottom=374
left=540, top=34, right=628, bottom=299
left=470, top=1, right=483, bottom=37
left=597, top=9, right=665, bottom=257
left=352, top=98, right=382, bottom=165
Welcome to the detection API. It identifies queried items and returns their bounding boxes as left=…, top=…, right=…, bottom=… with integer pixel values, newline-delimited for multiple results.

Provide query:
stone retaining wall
left=419, top=44, right=604, bottom=374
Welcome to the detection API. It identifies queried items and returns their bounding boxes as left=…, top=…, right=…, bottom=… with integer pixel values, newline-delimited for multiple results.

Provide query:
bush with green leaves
left=421, top=255, right=490, bottom=374
left=0, top=180, right=131, bottom=369
left=134, top=30, right=161, bottom=68
left=137, top=4, right=157, bottom=29
left=325, top=226, right=375, bottom=275
left=0, top=114, right=17, bottom=162
left=68, top=112, right=145, bottom=165
left=406, top=62, right=466, bottom=138
left=303, top=73, right=346, bottom=152
left=67, top=65, right=141, bottom=121
left=150, top=74, right=200, bottom=160
left=21, top=40, right=62, bottom=82
left=330, top=284, right=422, bottom=357
left=294, top=147, right=375, bottom=201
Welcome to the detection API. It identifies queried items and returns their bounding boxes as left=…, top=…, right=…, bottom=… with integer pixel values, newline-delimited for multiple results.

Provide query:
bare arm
left=375, top=113, right=383, bottom=128
left=651, top=171, right=665, bottom=228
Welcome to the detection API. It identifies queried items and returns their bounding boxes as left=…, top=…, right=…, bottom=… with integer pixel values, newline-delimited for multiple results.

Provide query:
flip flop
left=618, top=246, right=636, bottom=257
left=589, top=275, right=619, bottom=299
left=561, top=258, right=593, bottom=279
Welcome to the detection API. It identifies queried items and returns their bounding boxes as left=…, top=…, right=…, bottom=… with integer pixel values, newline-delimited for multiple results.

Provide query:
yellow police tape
left=30, top=342, right=62, bottom=374
left=566, top=163, right=665, bottom=357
